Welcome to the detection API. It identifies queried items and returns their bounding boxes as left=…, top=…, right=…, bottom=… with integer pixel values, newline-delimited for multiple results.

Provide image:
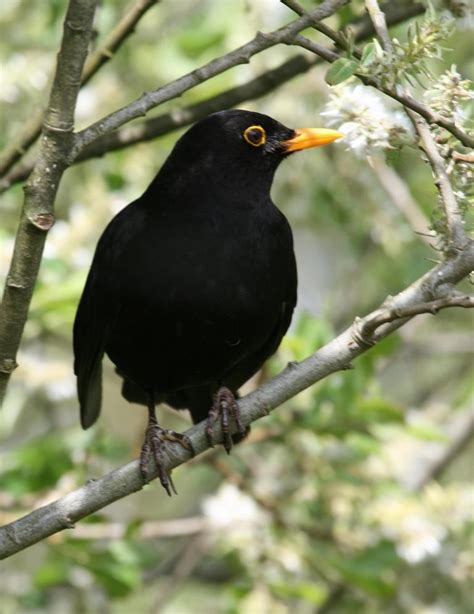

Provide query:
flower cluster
left=321, top=83, right=414, bottom=157
left=424, top=65, right=473, bottom=127
left=424, top=66, right=473, bottom=250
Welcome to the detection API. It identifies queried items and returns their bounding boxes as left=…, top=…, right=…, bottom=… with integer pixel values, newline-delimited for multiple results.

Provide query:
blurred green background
left=0, top=1, right=473, bottom=612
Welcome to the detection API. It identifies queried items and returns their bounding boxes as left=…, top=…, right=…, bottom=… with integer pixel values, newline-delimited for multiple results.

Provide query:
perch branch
left=1, top=238, right=472, bottom=559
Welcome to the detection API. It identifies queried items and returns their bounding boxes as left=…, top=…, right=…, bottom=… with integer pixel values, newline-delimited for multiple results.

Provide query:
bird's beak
left=282, top=128, right=344, bottom=152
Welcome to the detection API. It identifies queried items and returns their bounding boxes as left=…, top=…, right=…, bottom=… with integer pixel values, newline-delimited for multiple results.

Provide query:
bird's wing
left=73, top=261, right=118, bottom=428
left=73, top=203, right=142, bottom=428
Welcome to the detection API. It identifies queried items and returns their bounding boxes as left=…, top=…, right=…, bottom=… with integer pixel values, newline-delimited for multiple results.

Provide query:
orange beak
left=282, top=128, right=344, bottom=152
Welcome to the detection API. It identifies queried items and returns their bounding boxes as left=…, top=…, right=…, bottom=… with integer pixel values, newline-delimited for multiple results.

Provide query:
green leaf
left=34, top=561, right=69, bottom=589
left=355, top=396, right=404, bottom=423
left=271, top=581, right=326, bottom=605
left=325, top=58, right=359, bottom=85
left=407, top=423, right=448, bottom=442
left=360, top=42, right=377, bottom=67
left=326, top=541, right=398, bottom=596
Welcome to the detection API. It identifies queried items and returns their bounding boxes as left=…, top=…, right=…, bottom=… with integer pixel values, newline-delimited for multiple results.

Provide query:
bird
left=73, top=109, right=342, bottom=495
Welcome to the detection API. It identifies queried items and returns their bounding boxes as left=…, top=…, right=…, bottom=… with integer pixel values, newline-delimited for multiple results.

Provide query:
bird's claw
left=139, top=425, right=194, bottom=495
left=206, top=386, right=245, bottom=453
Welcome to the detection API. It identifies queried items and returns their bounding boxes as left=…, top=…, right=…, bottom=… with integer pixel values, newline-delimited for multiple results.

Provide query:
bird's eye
left=243, top=125, right=266, bottom=147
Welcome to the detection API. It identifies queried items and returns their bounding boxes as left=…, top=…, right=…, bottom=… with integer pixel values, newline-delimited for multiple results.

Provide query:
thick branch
left=1, top=239, right=472, bottom=559
left=0, top=0, right=160, bottom=178
left=0, top=0, right=97, bottom=404
left=70, top=0, right=350, bottom=159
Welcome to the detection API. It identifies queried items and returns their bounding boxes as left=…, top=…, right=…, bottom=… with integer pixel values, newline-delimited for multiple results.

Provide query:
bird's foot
left=139, top=424, right=194, bottom=496
left=206, top=386, right=246, bottom=454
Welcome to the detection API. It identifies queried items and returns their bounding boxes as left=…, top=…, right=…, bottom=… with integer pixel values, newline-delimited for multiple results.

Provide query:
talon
left=139, top=404, right=191, bottom=495
left=206, top=386, right=246, bottom=452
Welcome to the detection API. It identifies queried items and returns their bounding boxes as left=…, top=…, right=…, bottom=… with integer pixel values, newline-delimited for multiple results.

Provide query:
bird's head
left=154, top=109, right=343, bottom=197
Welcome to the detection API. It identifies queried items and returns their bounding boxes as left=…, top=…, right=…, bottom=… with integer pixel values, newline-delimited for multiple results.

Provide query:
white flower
left=202, top=483, right=268, bottom=533
left=321, top=83, right=414, bottom=156
left=396, top=514, right=446, bottom=564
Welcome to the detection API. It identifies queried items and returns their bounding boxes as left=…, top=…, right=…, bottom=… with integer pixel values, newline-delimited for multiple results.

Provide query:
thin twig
left=356, top=295, right=474, bottom=343
left=408, top=112, right=467, bottom=251
left=0, top=238, right=472, bottom=559
left=153, top=535, right=208, bottom=613
left=71, top=516, right=207, bottom=540
left=82, top=0, right=160, bottom=84
left=0, top=0, right=160, bottom=178
left=365, top=0, right=394, bottom=53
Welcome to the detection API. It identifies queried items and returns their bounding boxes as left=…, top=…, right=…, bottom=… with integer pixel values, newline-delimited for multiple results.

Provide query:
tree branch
left=364, top=0, right=395, bottom=53
left=361, top=0, right=467, bottom=253
left=356, top=295, right=473, bottom=343
left=75, top=55, right=315, bottom=160
left=0, top=0, right=160, bottom=178
left=69, top=0, right=350, bottom=160
left=0, top=54, right=318, bottom=191
left=0, top=0, right=427, bottom=192
left=1, top=238, right=472, bottom=559
left=0, top=0, right=98, bottom=404
left=409, top=113, right=467, bottom=251
left=284, top=0, right=474, bottom=148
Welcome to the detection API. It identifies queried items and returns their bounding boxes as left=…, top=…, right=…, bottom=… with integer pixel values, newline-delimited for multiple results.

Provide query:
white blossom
left=202, top=483, right=268, bottom=536
left=321, top=83, right=414, bottom=157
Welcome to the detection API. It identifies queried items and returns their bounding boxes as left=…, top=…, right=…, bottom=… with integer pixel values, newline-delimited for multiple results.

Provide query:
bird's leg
left=139, top=399, right=194, bottom=496
left=206, top=386, right=246, bottom=454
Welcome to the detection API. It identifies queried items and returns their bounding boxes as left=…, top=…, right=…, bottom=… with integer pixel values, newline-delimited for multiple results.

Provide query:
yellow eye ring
left=243, top=125, right=266, bottom=147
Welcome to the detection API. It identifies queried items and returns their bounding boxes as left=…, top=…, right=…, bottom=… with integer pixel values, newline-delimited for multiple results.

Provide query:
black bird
left=73, top=110, right=342, bottom=494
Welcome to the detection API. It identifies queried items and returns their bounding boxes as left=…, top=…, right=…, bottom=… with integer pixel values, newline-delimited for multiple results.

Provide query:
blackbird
left=73, top=109, right=342, bottom=494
